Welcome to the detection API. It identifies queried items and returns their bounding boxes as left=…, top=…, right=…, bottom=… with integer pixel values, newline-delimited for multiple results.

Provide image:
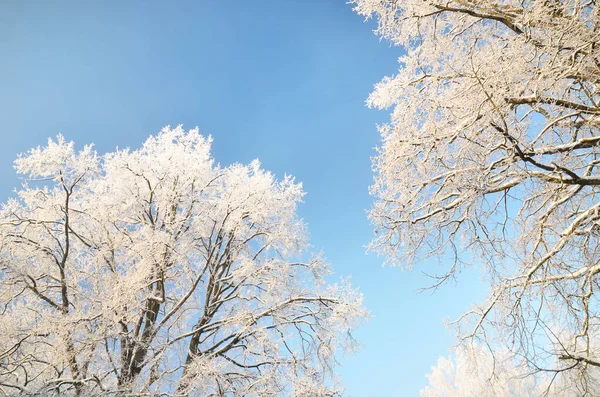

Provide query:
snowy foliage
left=421, top=344, right=600, bottom=396
left=353, top=0, right=600, bottom=389
left=420, top=345, right=544, bottom=397
left=0, top=126, right=367, bottom=396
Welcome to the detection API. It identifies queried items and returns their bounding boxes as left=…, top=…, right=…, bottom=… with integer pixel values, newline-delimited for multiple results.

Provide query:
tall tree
left=353, top=0, right=600, bottom=389
left=0, top=127, right=366, bottom=396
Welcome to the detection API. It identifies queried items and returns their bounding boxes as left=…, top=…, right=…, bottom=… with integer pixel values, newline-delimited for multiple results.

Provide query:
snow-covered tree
left=0, top=126, right=367, bottom=396
left=421, top=344, right=600, bottom=397
left=420, top=345, right=544, bottom=397
left=353, top=0, right=600, bottom=389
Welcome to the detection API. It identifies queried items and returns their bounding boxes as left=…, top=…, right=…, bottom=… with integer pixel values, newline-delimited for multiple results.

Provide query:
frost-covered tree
left=421, top=344, right=600, bottom=396
left=420, top=345, right=545, bottom=397
left=353, top=0, right=600, bottom=389
left=0, top=127, right=366, bottom=396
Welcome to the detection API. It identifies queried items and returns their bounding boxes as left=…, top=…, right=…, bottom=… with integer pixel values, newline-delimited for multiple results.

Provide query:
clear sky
left=0, top=1, right=487, bottom=395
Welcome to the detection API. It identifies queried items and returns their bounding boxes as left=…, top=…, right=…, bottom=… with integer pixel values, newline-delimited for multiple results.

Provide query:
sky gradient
left=0, top=1, right=487, bottom=395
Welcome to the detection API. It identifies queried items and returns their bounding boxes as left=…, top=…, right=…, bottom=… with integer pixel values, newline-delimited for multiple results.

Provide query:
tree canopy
left=353, top=0, right=600, bottom=390
left=0, top=127, right=366, bottom=396
left=421, top=345, right=545, bottom=397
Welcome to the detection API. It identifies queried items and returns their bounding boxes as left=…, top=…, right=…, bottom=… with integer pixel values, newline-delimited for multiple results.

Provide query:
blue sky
left=0, top=1, right=486, bottom=395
